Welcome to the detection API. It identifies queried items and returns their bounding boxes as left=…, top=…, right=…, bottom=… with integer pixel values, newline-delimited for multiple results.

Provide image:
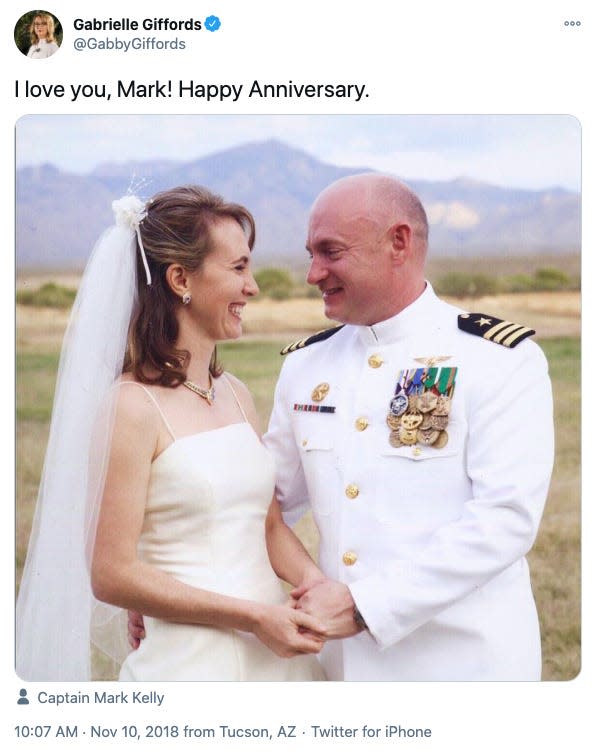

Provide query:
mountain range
left=16, top=139, right=581, bottom=270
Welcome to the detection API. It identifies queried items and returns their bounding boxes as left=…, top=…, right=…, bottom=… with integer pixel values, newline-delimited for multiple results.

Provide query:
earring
left=182, top=291, right=192, bottom=305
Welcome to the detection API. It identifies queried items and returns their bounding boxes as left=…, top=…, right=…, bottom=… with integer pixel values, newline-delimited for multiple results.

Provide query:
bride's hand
left=127, top=610, right=145, bottom=649
left=290, top=571, right=327, bottom=602
left=252, top=605, right=327, bottom=658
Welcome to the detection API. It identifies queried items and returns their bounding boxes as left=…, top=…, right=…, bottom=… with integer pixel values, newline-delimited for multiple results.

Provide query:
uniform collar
left=355, top=282, right=440, bottom=347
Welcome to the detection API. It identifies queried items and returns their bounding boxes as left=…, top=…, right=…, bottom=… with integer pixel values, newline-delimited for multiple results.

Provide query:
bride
left=16, top=185, right=326, bottom=681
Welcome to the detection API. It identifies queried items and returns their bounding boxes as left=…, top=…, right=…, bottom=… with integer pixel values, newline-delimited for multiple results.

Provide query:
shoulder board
left=458, top=312, right=535, bottom=348
left=280, top=325, right=345, bottom=356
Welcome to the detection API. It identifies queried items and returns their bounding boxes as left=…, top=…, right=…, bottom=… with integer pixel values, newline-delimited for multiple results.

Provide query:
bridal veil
left=16, top=197, right=147, bottom=680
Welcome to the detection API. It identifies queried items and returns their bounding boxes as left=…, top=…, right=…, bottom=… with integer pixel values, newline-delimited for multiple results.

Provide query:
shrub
left=503, top=274, right=536, bottom=293
left=533, top=267, right=571, bottom=291
left=254, top=267, right=295, bottom=299
left=435, top=272, right=499, bottom=298
left=16, top=282, right=77, bottom=308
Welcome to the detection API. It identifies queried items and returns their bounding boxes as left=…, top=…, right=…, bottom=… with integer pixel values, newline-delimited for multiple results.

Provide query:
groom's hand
left=128, top=610, right=145, bottom=649
left=291, top=579, right=362, bottom=639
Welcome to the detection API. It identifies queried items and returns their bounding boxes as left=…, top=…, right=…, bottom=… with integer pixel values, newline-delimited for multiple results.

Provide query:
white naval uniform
left=264, top=284, right=554, bottom=681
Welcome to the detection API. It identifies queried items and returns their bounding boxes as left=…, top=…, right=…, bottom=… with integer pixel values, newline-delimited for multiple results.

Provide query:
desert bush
left=254, top=267, right=295, bottom=300
left=435, top=272, right=499, bottom=297
left=437, top=266, right=573, bottom=296
left=533, top=267, right=571, bottom=291
left=16, top=282, right=77, bottom=308
left=503, top=274, right=536, bottom=293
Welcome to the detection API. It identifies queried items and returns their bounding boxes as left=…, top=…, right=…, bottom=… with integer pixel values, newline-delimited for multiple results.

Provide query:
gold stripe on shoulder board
left=457, top=312, right=535, bottom=348
left=280, top=325, right=345, bottom=356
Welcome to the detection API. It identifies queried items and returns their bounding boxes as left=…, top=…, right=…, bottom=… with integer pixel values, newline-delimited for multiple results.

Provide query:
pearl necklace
left=183, top=375, right=215, bottom=405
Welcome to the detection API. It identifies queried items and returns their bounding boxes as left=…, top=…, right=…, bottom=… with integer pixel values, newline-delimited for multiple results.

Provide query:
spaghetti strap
left=222, top=374, right=249, bottom=423
left=118, top=381, right=177, bottom=441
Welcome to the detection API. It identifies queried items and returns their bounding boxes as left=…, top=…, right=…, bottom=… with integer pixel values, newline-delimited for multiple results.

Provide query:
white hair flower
left=112, top=195, right=147, bottom=229
left=111, top=195, right=152, bottom=284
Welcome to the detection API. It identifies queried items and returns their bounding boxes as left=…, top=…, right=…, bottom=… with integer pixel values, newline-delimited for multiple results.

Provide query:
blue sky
left=16, top=114, right=581, bottom=192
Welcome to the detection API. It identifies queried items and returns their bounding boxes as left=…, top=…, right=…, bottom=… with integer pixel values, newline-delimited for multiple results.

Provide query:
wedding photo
left=15, top=114, right=580, bottom=683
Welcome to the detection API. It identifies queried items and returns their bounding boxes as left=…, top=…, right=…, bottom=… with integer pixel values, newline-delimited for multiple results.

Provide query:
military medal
left=408, top=368, right=426, bottom=396
left=389, top=430, right=403, bottom=447
left=417, top=428, right=440, bottom=446
left=386, top=413, right=402, bottom=430
left=419, top=414, right=434, bottom=430
left=386, top=370, right=409, bottom=430
left=436, top=367, right=457, bottom=399
left=423, top=367, right=439, bottom=389
left=390, top=393, right=408, bottom=416
left=388, top=370, right=409, bottom=416
left=406, top=394, right=417, bottom=411
left=429, top=414, right=449, bottom=430
left=432, top=394, right=452, bottom=415
left=401, top=412, right=423, bottom=430
left=386, top=363, right=458, bottom=451
left=311, top=382, right=330, bottom=402
left=399, top=426, right=418, bottom=445
left=416, top=391, right=438, bottom=413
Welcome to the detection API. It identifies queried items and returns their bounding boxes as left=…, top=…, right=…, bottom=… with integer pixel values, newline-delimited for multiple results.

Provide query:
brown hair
left=124, top=185, right=256, bottom=386
left=30, top=13, right=56, bottom=44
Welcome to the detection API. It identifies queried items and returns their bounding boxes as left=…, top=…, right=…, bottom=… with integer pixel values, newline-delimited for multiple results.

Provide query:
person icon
left=17, top=689, right=29, bottom=705
left=14, top=11, right=62, bottom=59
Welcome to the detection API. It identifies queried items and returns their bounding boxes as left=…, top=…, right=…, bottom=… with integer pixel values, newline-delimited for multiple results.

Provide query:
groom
left=130, top=173, right=553, bottom=680
left=261, top=173, right=554, bottom=680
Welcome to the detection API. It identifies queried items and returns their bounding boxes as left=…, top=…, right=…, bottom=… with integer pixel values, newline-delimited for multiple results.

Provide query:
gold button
left=368, top=354, right=383, bottom=368
left=342, top=551, right=358, bottom=566
left=412, top=447, right=422, bottom=457
left=355, top=417, right=369, bottom=431
left=302, top=439, right=308, bottom=447
left=345, top=484, right=359, bottom=499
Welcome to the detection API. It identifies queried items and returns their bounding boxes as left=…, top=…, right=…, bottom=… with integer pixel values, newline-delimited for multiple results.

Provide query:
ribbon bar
left=293, top=403, right=336, bottom=413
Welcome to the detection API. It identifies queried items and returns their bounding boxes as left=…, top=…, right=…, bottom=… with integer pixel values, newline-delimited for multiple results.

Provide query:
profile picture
left=14, top=10, right=62, bottom=59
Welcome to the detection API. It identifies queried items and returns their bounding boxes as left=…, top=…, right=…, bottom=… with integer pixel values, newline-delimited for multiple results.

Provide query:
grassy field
left=16, top=294, right=580, bottom=680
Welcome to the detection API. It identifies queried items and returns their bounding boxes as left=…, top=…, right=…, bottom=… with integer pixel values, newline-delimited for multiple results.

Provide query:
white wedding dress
left=118, top=381, right=324, bottom=681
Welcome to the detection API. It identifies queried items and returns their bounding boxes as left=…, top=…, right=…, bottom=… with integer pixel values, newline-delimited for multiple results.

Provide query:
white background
left=4, top=1, right=593, bottom=752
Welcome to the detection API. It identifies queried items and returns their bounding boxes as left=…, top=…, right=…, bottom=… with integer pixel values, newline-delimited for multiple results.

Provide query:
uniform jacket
left=264, top=284, right=554, bottom=680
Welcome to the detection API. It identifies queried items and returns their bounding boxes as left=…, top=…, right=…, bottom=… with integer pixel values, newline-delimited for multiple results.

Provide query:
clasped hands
left=289, top=576, right=363, bottom=641
left=127, top=578, right=363, bottom=652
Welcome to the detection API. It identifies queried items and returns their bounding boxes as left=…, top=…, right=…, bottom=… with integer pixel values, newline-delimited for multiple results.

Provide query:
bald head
left=312, top=173, right=429, bottom=257
left=306, top=173, right=429, bottom=325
